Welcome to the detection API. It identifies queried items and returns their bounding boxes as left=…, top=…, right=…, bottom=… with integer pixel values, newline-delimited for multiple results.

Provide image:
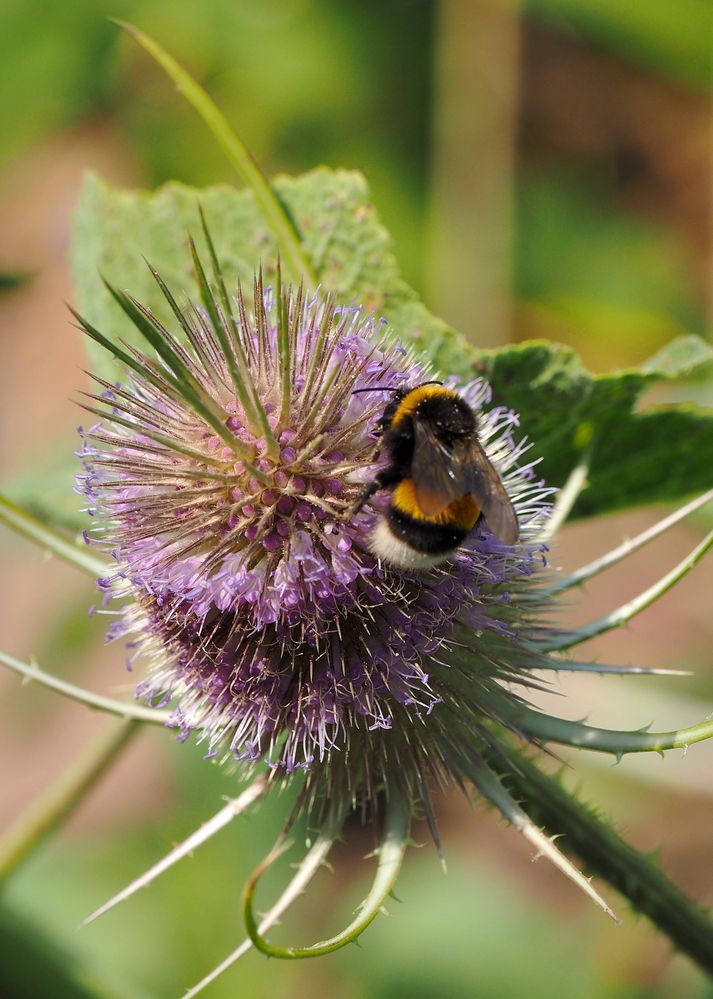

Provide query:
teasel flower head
left=75, top=234, right=553, bottom=810
left=71, top=229, right=713, bottom=990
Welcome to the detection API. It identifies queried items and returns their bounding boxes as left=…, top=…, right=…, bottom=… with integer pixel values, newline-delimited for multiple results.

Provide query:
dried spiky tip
left=76, top=264, right=553, bottom=797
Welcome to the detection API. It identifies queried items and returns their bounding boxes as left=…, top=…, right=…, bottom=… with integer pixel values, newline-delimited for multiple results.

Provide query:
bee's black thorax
left=379, top=390, right=477, bottom=478
left=411, top=393, right=476, bottom=439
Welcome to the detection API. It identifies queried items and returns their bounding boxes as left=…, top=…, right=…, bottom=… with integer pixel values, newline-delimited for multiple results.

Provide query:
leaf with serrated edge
left=474, top=339, right=713, bottom=516
left=72, top=170, right=468, bottom=380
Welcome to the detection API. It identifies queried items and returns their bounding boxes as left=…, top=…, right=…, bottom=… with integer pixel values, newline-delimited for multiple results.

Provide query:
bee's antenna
left=351, top=380, right=443, bottom=396
left=351, top=385, right=401, bottom=395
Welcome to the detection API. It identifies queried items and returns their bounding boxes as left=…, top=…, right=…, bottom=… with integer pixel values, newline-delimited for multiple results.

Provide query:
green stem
left=113, top=20, right=317, bottom=285
left=0, top=495, right=107, bottom=579
left=243, top=791, right=411, bottom=959
left=545, top=487, right=713, bottom=596
left=485, top=743, right=713, bottom=976
left=488, top=696, right=713, bottom=757
left=0, top=719, right=140, bottom=882
left=541, top=526, right=713, bottom=651
left=0, top=651, right=170, bottom=724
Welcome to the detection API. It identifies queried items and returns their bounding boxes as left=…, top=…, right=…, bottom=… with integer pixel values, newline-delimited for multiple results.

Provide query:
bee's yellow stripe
left=392, top=480, right=480, bottom=530
left=391, top=385, right=459, bottom=427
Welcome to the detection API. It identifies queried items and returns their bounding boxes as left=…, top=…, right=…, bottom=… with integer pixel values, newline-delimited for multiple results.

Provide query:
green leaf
left=476, top=337, right=713, bottom=516
left=640, top=334, right=713, bottom=378
left=72, top=172, right=713, bottom=519
left=72, top=170, right=469, bottom=381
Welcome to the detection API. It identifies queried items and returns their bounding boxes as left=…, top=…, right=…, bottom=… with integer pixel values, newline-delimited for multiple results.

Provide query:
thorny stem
left=485, top=694, right=713, bottom=757
left=546, top=487, right=713, bottom=596
left=467, top=756, right=618, bottom=921
left=0, top=719, right=139, bottom=882
left=113, top=21, right=317, bottom=286
left=0, top=494, right=108, bottom=579
left=242, top=791, right=411, bottom=959
left=485, top=743, right=713, bottom=977
left=540, top=526, right=713, bottom=651
left=83, top=775, right=269, bottom=926
left=0, top=651, right=170, bottom=724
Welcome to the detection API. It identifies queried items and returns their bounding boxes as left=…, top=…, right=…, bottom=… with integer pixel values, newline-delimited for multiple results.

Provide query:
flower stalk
left=0, top=718, right=140, bottom=883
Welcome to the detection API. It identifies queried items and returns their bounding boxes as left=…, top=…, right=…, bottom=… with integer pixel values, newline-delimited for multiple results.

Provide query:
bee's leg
left=343, top=480, right=380, bottom=520
left=343, top=465, right=402, bottom=520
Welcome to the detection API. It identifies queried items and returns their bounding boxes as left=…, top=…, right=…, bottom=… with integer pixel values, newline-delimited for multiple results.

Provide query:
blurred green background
left=1, top=1, right=713, bottom=997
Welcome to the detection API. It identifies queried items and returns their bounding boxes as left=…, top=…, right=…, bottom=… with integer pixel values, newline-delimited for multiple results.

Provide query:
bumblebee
left=350, top=383, right=519, bottom=569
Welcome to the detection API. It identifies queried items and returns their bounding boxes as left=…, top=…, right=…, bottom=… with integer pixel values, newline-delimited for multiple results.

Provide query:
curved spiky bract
left=111, top=20, right=318, bottom=287
left=242, top=791, right=410, bottom=958
left=0, top=651, right=169, bottom=724
left=486, top=744, right=713, bottom=978
left=0, top=494, right=108, bottom=579
left=541, top=526, right=713, bottom=651
left=183, top=809, right=345, bottom=998
left=489, top=699, right=713, bottom=757
left=467, top=756, right=618, bottom=922
left=545, top=486, right=713, bottom=595
left=81, top=775, right=269, bottom=926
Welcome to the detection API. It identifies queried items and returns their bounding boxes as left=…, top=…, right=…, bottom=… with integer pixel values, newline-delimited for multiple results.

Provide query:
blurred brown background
left=1, top=2, right=713, bottom=997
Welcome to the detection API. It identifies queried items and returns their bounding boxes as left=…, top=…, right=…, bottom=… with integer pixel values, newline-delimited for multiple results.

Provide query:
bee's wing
left=462, top=440, right=519, bottom=545
left=410, top=418, right=465, bottom=515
